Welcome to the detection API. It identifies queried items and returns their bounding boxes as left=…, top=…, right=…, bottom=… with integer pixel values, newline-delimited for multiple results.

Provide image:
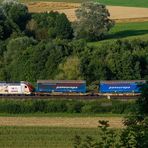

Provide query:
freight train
left=0, top=80, right=146, bottom=96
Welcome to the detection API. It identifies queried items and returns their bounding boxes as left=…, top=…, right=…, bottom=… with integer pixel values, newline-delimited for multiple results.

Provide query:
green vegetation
left=0, top=112, right=124, bottom=117
left=0, top=0, right=90, bottom=3
left=97, top=0, right=148, bottom=8
left=90, top=21, right=148, bottom=46
left=0, top=126, right=99, bottom=148
left=73, top=2, right=114, bottom=41
left=109, top=21, right=148, bottom=39
left=0, top=1, right=147, bottom=83
left=0, top=99, right=136, bottom=114
left=74, top=83, right=148, bottom=148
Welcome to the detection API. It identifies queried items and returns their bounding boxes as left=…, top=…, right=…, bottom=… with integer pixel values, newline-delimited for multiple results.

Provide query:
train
left=0, top=80, right=146, bottom=97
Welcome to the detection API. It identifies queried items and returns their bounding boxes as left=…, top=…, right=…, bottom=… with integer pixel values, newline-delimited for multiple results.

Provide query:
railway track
left=0, top=95, right=138, bottom=100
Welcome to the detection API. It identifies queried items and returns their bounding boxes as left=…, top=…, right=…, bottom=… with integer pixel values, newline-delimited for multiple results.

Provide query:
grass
left=1, top=0, right=148, bottom=7
left=109, top=21, right=148, bottom=38
left=0, top=0, right=90, bottom=3
left=0, top=126, right=99, bottom=148
left=97, top=0, right=148, bottom=8
left=0, top=112, right=125, bottom=117
left=89, top=21, right=148, bottom=46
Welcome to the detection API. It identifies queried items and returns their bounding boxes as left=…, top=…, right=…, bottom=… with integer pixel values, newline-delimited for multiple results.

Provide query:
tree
left=2, top=0, right=30, bottom=32
left=55, top=56, right=82, bottom=80
left=121, top=82, right=148, bottom=148
left=27, top=12, right=73, bottom=40
left=73, top=2, right=114, bottom=41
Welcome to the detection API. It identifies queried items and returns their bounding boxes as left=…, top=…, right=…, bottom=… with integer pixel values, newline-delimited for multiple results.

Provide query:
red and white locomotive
left=0, top=81, right=34, bottom=95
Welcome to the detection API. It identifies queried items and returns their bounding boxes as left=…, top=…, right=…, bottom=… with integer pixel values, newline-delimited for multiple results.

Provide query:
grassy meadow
left=97, top=0, right=148, bottom=8
left=0, top=0, right=148, bottom=8
left=0, top=126, right=100, bottom=148
left=109, top=21, right=148, bottom=38
left=89, top=21, right=148, bottom=46
left=5, top=0, right=148, bottom=8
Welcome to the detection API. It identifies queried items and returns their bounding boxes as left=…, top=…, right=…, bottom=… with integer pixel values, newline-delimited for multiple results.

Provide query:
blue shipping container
left=100, top=80, right=145, bottom=93
left=36, top=80, right=86, bottom=93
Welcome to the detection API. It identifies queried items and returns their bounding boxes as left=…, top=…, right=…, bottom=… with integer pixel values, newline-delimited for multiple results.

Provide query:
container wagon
left=36, top=80, right=86, bottom=95
left=99, top=80, right=146, bottom=96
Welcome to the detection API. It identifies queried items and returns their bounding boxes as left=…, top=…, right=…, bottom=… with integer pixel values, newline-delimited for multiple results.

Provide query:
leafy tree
left=54, top=13, right=73, bottom=39
left=55, top=56, right=82, bottom=80
left=120, top=82, right=148, bottom=148
left=4, top=36, right=37, bottom=81
left=73, top=120, right=120, bottom=148
left=2, top=0, right=30, bottom=32
left=73, top=2, right=114, bottom=41
left=0, top=6, right=12, bottom=39
left=27, top=12, right=73, bottom=40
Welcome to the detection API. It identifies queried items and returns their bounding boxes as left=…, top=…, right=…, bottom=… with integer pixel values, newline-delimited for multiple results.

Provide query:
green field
left=0, top=0, right=148, bottom=8
left=0, top=113, right=124, bottom=117
left=89, top=21, right=148, bottom=46
left=0, top=126, right=99, bottom=148
left=109, top=21, right=148, bottom=39
left=97, top=0, right=148, bottom=8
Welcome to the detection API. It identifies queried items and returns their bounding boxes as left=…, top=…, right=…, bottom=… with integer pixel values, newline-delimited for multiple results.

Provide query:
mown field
left=0, top=126, right=100, bottom=148
left=3, top=0, right=148, bottom=8
left=1, top=0, right=148, bottom=8
left=89, top=21, right=148, bottom=46
left=0, top=0, right=88, bottom=3
left=97, top=0, right=148, bottom=8
left=109, top=21, right=148, bottom=38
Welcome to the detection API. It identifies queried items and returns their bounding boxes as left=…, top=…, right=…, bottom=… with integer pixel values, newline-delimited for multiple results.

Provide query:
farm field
left=25, top=2, right=148, bottom=22
left=108, top=21, right=148, bottom=39
left=97, top=0, right=148, bottom=8
left=88, top=21, right=148, bottom=46
left=0, top=0, right=148, bottom=8
left=0, top=126, right=102, bottom=148
left=0, top=116, right=123, bottom=128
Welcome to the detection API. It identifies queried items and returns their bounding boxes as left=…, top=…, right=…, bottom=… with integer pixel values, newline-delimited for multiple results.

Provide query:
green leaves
left=73, top=2, right=114, bottom=41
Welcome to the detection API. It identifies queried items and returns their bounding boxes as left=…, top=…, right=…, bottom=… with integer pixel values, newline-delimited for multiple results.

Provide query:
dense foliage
left=73, top=2, right=114, bottom=41
left=0, top=99, right=135, bottom=114
left=74, top=83, right=148, bottom=148
left=0, top=0, right=147, bottom=84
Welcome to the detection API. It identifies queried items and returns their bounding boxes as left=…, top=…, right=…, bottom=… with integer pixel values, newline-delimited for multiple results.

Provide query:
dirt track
left=27, top=2, right=148, bottom=22
left=0, top=117, right=123, bottom=128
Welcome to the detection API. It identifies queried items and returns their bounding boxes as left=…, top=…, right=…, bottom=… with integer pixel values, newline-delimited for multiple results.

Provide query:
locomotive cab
left=21, top=81, right=34, bottom=95
left=0, top=81, right=34, bottom=95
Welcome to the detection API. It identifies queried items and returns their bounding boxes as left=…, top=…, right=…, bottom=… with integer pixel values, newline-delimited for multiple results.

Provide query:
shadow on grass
left=106, top=29, right=148, bottom=39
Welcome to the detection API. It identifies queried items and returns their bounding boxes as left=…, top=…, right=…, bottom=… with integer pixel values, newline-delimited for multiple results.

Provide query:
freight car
left=0, top=80, right=146, bottom=97
left=0, top=81, right=34, bottom=95
left=99, top=80, right=146, bottom=96
left=35, top=80, right=86, bottom=95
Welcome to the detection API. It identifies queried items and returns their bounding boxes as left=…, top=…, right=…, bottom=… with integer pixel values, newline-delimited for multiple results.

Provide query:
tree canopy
left=73, top=2, right=114, bottom=41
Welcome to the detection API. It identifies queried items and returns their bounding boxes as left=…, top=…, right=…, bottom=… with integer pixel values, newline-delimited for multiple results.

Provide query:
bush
left=0, top=99, right=136, bottom=114
left=67, top=101, right=84, bottom=113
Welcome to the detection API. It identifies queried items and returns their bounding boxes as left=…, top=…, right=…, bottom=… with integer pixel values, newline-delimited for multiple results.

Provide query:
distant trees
left=73, top=2, right=114, bottom=41
left=80, top=39, right=148, bottom=83
left=27, top=12, right=73, bottom=40
left=1, top=0, right=30, bottom=32
left=0, top=1, right=147, bottom=83
left=55, top=56, right=82, bottom=80
left=73, top=83, right=148, bottom=148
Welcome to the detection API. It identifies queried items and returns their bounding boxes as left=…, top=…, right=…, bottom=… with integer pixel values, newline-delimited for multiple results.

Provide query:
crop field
left=88, top=21, right=148, bottom=47
left=97, top=0, right=148, bottom=8
left=0, top=117, right=123, bottom=128
left=25, top=2, right=148, bottom=22
left=109, top=21, right=148, bottom=39
left=0, top=0, right=148, bottom=8
left=0, top=126, right=104, bottom=148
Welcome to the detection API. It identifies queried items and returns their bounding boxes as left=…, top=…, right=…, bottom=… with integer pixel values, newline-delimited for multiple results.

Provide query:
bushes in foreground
left=0, top=99, right=136, bottom=114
